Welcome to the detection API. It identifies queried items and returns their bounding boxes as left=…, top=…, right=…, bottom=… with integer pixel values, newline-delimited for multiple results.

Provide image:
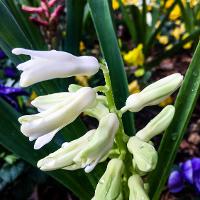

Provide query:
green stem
left=100, top=62, right=127, bottom=157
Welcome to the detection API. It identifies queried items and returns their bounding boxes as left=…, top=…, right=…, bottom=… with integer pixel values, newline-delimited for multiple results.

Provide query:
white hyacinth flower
left=19, top=87, right=96, bottom=149
left=12, top=48, right=100, bottom=87
left=74, top=113, right=119, bottom=173
left=37, top=113, right=119, bottom=172
left=121, top=73, right=183, bottom=113
left=37, top=130, right=95, bottom=171
left=136, top=105, right=175, bottom=142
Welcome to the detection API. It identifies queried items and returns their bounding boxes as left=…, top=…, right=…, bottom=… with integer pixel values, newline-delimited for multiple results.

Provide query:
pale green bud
left=121, top=73, right=183, bottom=112
left=128, top=174, right=149, bottom=200
left=93, top=159, right=124, bottom=200
left=68, top=84, right=82, bottom=92
left=37, top=130, right=95, bottom=171
left=136, top=105, right=175, bottom=142
left=84, top=101, right=109, bottom=120
left=127, top=136, right=158, bottom=172
left=74, top=113, right=119, bottom=173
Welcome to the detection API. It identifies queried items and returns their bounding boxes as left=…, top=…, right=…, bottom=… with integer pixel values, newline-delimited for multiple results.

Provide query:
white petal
left=13, top=48, right=100, bottom=87
left=31, top=92, right=74, bottom=111
left=34, top=128, right=59, bottom=150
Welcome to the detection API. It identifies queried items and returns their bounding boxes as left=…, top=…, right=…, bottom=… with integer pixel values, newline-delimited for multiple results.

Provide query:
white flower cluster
left=13, top=48, right=183, bottom=200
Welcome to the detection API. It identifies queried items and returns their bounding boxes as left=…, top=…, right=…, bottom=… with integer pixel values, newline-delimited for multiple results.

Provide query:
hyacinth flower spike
left=19, top=87, right=96, bottom=149
left=38, top=113, right=119, bottom=172
left=12, top=48, right=100, bottom=87
left=121, top=73, right=183, bottom=113
left=92, top=159, right=124, bottom=200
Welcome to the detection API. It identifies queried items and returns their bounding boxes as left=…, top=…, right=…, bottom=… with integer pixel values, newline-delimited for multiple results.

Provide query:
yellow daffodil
left=159, top=96, right=173, bottom=107
left=157, top=34, right=169, bottom=45
left=129, top=80, right=140, bottom=94
left=123, top=44, right=144, bottom=67
left=182, top=33, right=193, bottom=49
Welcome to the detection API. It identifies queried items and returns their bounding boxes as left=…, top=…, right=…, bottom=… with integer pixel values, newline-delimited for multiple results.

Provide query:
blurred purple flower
left=168, top=158, right=200, bottom=194
left=168, top=170, right=184, bottom=193
left=4, top=67, right=17, bottom=78
left=0, top=50, right=5, bottom=59
left=0, top=84, right=28, bottom=110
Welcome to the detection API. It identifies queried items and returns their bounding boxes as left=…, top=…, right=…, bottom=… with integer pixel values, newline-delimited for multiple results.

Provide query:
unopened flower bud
left=127, top=136, right=158, bottom=172
left=19, top=87, right=96, bottom=149
left=93, top=159, right=124, bottom=200
left=136, top=105, right=175, bottom=142
left=37, top=130, right=95, bottom=171
left=12, top=48, right=100, bottom=87
left=74, top=113, right=119, bottom=173
left=128, top=175, right=149, bottom=200
left=121, top=73, right=183, bottom=112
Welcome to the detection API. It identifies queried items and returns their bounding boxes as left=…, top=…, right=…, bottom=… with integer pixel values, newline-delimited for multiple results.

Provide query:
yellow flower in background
left=164, top=0, right=174, bottom=8
left=112, top=0, right=141, bottom=10
left=190, top=0, right=199, bottom=8
left=175, top=20, right=181, bottom=25
left=171, top=24, right=185, bottom=40
left=79, top=41, right=86, bottom=52
left=182, top=33, right=193, bottom=49
left=112, top=0, right=120, bottom=10
left=169, top=5, right=181, bottom=20
left=129, top=80, right=141, bottom=94
left=155, top=20, right=161, bottom=28
left=75, top=76, right=89, bottom=86
left=159, top=96, right=173, bottom=107
left=134, top=68, right=145, bottom=77
left=123, top=44, right=144, bottom=66
left=157, top=34, right=169, bottom=45
left=165, top=44, right=173, bottom=50
left=30, top=91, right=37, bottom=101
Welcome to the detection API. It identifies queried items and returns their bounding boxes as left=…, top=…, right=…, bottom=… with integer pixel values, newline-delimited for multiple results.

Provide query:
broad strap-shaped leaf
left=0, top=99, right=93, bottom=200
left=64, top=0, right=86, bottom=55
left=88, top=0, right=135, bottom=135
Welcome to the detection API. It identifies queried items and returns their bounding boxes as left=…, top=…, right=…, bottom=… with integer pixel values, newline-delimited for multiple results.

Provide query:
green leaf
left=148, top=40, right=200, bottom=200
left=88, top=0, right=135, bottom=135
left=118, top=0, right=137, bottom=43
left=64, top=0, right=86, bottom=55
left=0, top=1, right=32, bottom=57
left=0, top=99, right=93, bottom=200
left=0, top=0, right=96, bottom=192
left=3, top=0, right=45, bottom=50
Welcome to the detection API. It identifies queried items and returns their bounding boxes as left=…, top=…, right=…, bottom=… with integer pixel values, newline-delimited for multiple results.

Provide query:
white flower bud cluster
left=13, top=48, right=183, bottom=200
